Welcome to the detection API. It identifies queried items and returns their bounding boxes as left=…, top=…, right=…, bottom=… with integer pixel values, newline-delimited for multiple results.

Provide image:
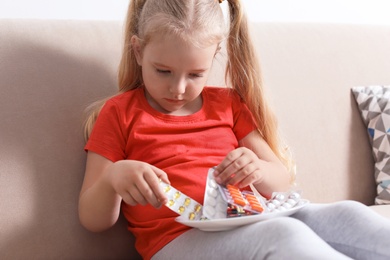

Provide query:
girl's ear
left=131, top=35, right=143, bottom=65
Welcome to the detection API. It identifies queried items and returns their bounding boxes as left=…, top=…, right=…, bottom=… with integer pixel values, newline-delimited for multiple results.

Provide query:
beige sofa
left=1, top=19, right=390, bottom=259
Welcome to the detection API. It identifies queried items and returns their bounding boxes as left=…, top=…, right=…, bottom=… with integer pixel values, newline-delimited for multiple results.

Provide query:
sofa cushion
left=352, top=86, right=390, bottom=205
left=369, top=205, right=390, bottom=218
left=0, top=19, right=140, bottom=259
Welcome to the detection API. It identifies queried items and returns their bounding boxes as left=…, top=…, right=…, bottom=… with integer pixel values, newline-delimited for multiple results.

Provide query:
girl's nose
left=169, top=77, right=186, bottom=96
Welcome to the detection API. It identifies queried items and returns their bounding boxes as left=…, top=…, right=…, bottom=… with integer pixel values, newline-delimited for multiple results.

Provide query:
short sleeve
left=231, top=92, right=258, bottom=141
left=84, top=100, right=127, bottom=162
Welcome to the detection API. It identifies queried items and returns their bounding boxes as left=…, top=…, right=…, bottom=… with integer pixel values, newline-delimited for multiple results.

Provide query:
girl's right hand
left=108, top=160, right=170, bottom=208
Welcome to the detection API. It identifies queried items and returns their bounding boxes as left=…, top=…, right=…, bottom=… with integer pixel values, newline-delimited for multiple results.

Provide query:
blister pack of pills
left=266, top=190, right=304, bottom=212
left=203, top=168, right=268, bottom=219
left=159, top=180, right=203, bottom=221
left=160, top=167, right=308, bottom=222
left=202, top=169, right=228, bottom=219
left=220, top=185, right=266, bottom=214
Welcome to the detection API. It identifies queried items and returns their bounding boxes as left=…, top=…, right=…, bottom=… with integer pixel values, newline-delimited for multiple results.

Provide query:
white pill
left=203, top=205, right=215, bottom=217
left=271, top=199, right=281, bottom=208
left=286, top=199, right=297, bottom=206
left=289, top=192, right=301, bottom=200
left=208, top=188, right=218, bottom=197
left=275, top=193, right=285, bottom=201
left=267, top=203, right=276, bottom=210
left=207, top=196, right=216, bottom=206
left=209, top=179, right=217, bottom=189
left=216, top=202, right=227, bottom=212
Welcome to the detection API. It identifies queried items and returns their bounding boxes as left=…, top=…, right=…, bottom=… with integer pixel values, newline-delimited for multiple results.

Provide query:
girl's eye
left=155, top=68, right=203, bottom=78
left=156, top=69, right=170, bottom=74
left=190, top=73, right=203, bottom=78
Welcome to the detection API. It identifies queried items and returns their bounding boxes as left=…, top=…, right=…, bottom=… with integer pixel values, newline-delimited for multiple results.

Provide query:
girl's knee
left=251, top=217, right=312, bottom=238
left=333, top=200, right=365, bottom=209
left=327, top=200, right=371, bottom=217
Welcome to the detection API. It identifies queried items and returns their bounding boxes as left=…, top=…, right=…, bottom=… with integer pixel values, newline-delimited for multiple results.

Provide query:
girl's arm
left=213, top=130, right=291, bottom=198
left=78, top=151, right=169, bottom=232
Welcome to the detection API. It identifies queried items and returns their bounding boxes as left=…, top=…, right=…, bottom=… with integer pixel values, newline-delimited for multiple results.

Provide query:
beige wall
left=1, top=0, right=389, bottom=25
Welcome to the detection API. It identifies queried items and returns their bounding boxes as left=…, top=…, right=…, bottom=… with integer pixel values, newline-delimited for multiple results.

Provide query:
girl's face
left=132, top=34, right=218, bottom=115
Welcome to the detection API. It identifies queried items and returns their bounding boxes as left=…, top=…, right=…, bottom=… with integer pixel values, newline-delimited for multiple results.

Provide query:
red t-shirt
left=85, top=86, right=257, bottom=259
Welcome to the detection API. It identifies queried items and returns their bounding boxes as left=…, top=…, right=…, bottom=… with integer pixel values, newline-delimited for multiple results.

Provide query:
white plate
left=175, top=199, right=310, bottom=232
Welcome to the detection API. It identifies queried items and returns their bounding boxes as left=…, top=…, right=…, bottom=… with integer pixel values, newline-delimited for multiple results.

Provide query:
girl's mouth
left=165, top=98, right=184, bottom=104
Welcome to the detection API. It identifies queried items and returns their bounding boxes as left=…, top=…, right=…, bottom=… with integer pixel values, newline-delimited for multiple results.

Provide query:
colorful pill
left=229, top=190, right=242, bottom=197
left=174, top=191, right=181, bottom=199
left=232, top=197, right=246, bottom=206
left=194, top=204, right=202, bottom=213
left=247, top=198, right=259, bottom=205
left=178, top=206, right=185, bottom=214
left=184, top=198, right=191, bottom=207
left=226, top=184, right=238, bottom=191
left=231, top=193, right=245, bottom=202
left=250, top=203, right=264, bottom=212
left=245, top=194, right=257, bottom=200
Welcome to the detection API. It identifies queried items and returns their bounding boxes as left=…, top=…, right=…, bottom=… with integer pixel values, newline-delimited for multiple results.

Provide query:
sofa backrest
left=0, top=19, right=140, bottom=259
left=251, top=23, right=390, bottom=205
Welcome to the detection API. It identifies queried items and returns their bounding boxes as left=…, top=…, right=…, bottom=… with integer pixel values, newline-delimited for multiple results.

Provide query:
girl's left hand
left=213, top=147, right=267, bottom=188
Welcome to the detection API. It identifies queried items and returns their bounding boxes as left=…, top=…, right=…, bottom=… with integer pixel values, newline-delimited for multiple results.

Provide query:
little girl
left=79, top=0, right=390, bottom=259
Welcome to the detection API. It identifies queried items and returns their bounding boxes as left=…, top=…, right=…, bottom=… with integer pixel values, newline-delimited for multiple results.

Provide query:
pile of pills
left=159, top=180, right=203, bottom=221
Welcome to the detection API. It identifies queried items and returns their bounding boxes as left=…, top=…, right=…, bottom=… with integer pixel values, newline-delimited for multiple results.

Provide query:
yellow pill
left=174, top=191, right=181, bottom=199
left=194, top=204, right=202, bottom=213
left=168, top=200, right=175, bottom=207
left=178, top=206, right=185, bottom=214
left=189, top=212, right=195, bottom=220
left=164, top=186, right=171, bottom=193
left=184, top=198, right=191, bottom=207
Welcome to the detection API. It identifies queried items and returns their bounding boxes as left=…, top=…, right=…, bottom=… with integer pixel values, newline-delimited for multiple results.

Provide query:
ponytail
left=83, top=0, right=147, bottom=141
left=118, top=0, right=146, bottom=92
left=225, top=0, right=295, bottom=181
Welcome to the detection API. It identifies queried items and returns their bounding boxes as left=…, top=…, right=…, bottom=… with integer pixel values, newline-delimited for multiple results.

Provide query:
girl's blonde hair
left=84, top=0, right=295, bottom=181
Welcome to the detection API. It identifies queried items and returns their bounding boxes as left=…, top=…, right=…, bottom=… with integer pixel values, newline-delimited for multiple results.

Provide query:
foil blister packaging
left=160, top=167, right=306, bottom=221
left=266, top=190, right=304, bottom=212
left=203, top=168, right=268, bottom=219
left=159, top=180, right=203, bottom=221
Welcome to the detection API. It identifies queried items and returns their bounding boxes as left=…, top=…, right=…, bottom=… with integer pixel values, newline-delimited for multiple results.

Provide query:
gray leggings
left=152, top=201, right=390, bottom=260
